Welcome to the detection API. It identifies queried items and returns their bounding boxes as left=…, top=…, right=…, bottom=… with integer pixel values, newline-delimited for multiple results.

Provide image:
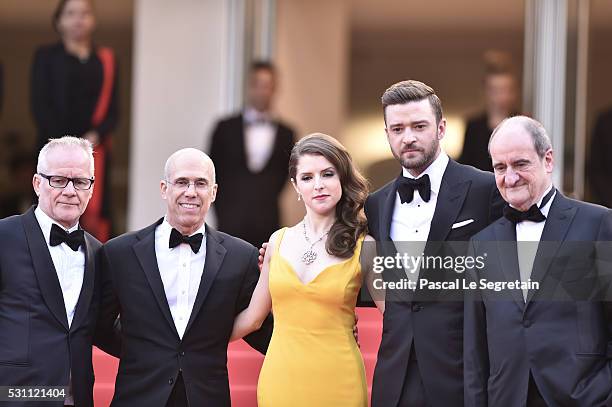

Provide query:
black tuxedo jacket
left=464, top=193, right=612, bottom=407
left=0, top=207, right=110, bottom=407
left=209, top=113, right=294, bottom=247
left=365, top=159, right=503, bottom=407
left=97, top=219, right=273, bottom=406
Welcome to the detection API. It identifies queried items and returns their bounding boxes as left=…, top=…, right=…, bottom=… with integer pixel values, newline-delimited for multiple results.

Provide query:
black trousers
left=527, top=372, right=548, bottom=407
left=397, top=347, right=430, bottom=407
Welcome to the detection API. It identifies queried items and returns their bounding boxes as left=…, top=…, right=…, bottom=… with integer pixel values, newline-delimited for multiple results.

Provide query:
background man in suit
left=464, top=116, right=612, bottom=406
left=209, top=61, right=295, bottom=248
left=589, top=107, right=612, bottom=208
left=0, top=136, right=118, bottom=407
left=366, top=80, right=503, bottom=407
left=97, top=148, right=272, bottom=406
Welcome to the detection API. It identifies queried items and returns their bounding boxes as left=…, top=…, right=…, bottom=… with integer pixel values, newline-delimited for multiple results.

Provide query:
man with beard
left=365, top=80, right=504, bottom=407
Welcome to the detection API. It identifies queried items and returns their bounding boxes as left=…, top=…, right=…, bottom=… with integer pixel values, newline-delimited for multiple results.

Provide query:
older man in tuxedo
left=97, top=148, right=272, bottom=406
left=464, top=116, right=612, bottom=406
left=0, top=136, right=118, bottom=407
left=366, top=80, right=504, bottom=407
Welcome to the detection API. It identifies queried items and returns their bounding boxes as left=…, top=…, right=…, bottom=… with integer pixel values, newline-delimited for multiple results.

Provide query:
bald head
left=164, top=148, right=216, bottom=184
left=489, top=115, right=552, bottom=159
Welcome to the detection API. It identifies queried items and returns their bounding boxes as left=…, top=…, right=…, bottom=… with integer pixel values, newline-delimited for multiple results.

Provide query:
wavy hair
left=289, top=133, right=368, bottom=258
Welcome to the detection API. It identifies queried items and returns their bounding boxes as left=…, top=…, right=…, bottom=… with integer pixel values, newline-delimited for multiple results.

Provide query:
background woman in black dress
left=31, top=0, right=118, bottom=241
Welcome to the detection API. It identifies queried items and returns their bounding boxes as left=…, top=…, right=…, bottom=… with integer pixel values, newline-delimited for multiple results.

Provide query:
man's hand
left=258, top=242, right=269, bottom=269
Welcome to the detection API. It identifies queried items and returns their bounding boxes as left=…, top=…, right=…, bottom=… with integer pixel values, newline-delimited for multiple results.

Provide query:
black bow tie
left=50, top=223, right=85, bottom=251
left=397, top=174, right=431, bottom=203
left=503, top=188, right=555, bottom=224
left=169, top=228, right=203, bottom=254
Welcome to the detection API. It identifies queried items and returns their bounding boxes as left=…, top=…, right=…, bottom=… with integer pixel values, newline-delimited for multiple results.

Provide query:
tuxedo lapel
left=526, top=194, right=575, bottom=304
left=494, top=218, right=525, bottom=309
left=70, top=232, right=96, bottom=331
left=184, top=226, right=226, bottom=335
left=262, top=120, right=282, bottom=172
left=427, top=161, right=470, bottom=243
left=236, top=115, right=249, bottom=171
left=133, top=219, right=179, bottom=338
left=380, top=179, right=398, bottom=241
left=22, top=208, right=69, bottom=330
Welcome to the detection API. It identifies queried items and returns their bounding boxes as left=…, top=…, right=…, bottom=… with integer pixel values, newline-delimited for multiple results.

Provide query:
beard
left=395, top=138, right=440, bottom=173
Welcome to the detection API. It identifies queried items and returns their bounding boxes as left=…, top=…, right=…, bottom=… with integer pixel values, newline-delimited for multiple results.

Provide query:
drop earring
left=297, top=193, right=302, bottom=201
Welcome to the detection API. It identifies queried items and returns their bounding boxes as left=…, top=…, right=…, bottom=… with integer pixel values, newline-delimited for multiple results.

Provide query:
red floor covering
left=93, top=307, right=382, bottom=406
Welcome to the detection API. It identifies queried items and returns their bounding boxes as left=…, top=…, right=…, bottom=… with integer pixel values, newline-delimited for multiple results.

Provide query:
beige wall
left=127, top=0, right=230, bottom=230
left=275, top=0, right=350, bottom=226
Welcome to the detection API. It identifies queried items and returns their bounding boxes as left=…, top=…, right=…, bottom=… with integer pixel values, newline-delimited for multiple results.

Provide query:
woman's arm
left=361, top=234, right=385, bottom=314
left=230, top=230, right=278, bottom=341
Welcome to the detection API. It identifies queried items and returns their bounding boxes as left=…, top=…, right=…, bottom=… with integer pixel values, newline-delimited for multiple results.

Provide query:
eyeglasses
left=166, top=178, right=210, bottom=191
left=39, top=173, right=94, bottom=190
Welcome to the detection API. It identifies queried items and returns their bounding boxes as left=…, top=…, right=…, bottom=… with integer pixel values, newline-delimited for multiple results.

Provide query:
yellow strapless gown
left=257, top=228, right=367, bottom=407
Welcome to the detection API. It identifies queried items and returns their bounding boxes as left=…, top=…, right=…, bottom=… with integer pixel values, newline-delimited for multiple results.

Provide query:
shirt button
left=523, top=319, right=531, bottom=328
left=182, top=290, right=186, bottom=295
left=183, top=263, right=186, bottom=267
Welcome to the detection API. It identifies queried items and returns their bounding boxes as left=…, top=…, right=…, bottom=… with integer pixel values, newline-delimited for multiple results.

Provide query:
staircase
left=93, top=307, right=382, bottom=406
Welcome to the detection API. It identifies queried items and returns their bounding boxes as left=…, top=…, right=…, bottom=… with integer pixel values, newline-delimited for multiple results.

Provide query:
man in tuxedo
left=0, top=136, right=118, bottom=407
left=209, top=61, right=295, bottom=248
left=366, top=80, right=504, bottom=407
left=97, top=148, right=272, bottom=406
left=464, top=116, right=612, bottom=406
left=589, top=107, right=612, bottom=208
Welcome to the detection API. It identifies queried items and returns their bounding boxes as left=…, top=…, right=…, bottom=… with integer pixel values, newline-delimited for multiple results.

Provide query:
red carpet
left=93, top=307, right=382, bottom=406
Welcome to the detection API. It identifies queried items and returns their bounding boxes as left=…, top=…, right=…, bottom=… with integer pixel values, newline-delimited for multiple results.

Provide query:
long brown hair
left=289, top=133, right=368, bottom=258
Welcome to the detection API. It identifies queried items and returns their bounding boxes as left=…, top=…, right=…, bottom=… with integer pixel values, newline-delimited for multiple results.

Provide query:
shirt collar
left=243, top=107, right=272, bottom=124
left=537, top=184, right=555, bottom=217
left=401, top=151, right=449, bottom=195
left=34, top=206, right=80, bottom=245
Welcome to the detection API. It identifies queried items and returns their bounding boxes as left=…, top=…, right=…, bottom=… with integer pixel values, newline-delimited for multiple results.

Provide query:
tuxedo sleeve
left=93, top=245, right=122, bottom=357
left=463, top=240, right=489, bottom=407
left=357, top=195, right=376, bottom=308
left=239, top=247, right=273, bottom=354
left=595, top=211, right=612, bottom=404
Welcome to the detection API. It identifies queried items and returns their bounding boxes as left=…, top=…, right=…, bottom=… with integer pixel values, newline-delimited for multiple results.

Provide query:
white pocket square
left=451, top=219, right=475, bottom=229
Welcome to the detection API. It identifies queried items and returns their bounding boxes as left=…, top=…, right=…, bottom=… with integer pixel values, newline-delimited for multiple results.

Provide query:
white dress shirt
left=515, top=185, right=555, bottom=301
left=243, top=107, right=276, bottom=173
left=34, top=207, right=85, bottom=328
left=390, top=151, right=450, bottom=284
left=155, top=219, right=207, bottom=339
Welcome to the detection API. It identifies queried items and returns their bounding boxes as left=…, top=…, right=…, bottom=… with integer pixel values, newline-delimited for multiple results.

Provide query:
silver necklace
left=301, top=218, right=331, bottom=265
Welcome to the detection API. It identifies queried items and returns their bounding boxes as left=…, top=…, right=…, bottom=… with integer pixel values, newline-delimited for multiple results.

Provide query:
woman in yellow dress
left=230, top=133, right=382, bottom=406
